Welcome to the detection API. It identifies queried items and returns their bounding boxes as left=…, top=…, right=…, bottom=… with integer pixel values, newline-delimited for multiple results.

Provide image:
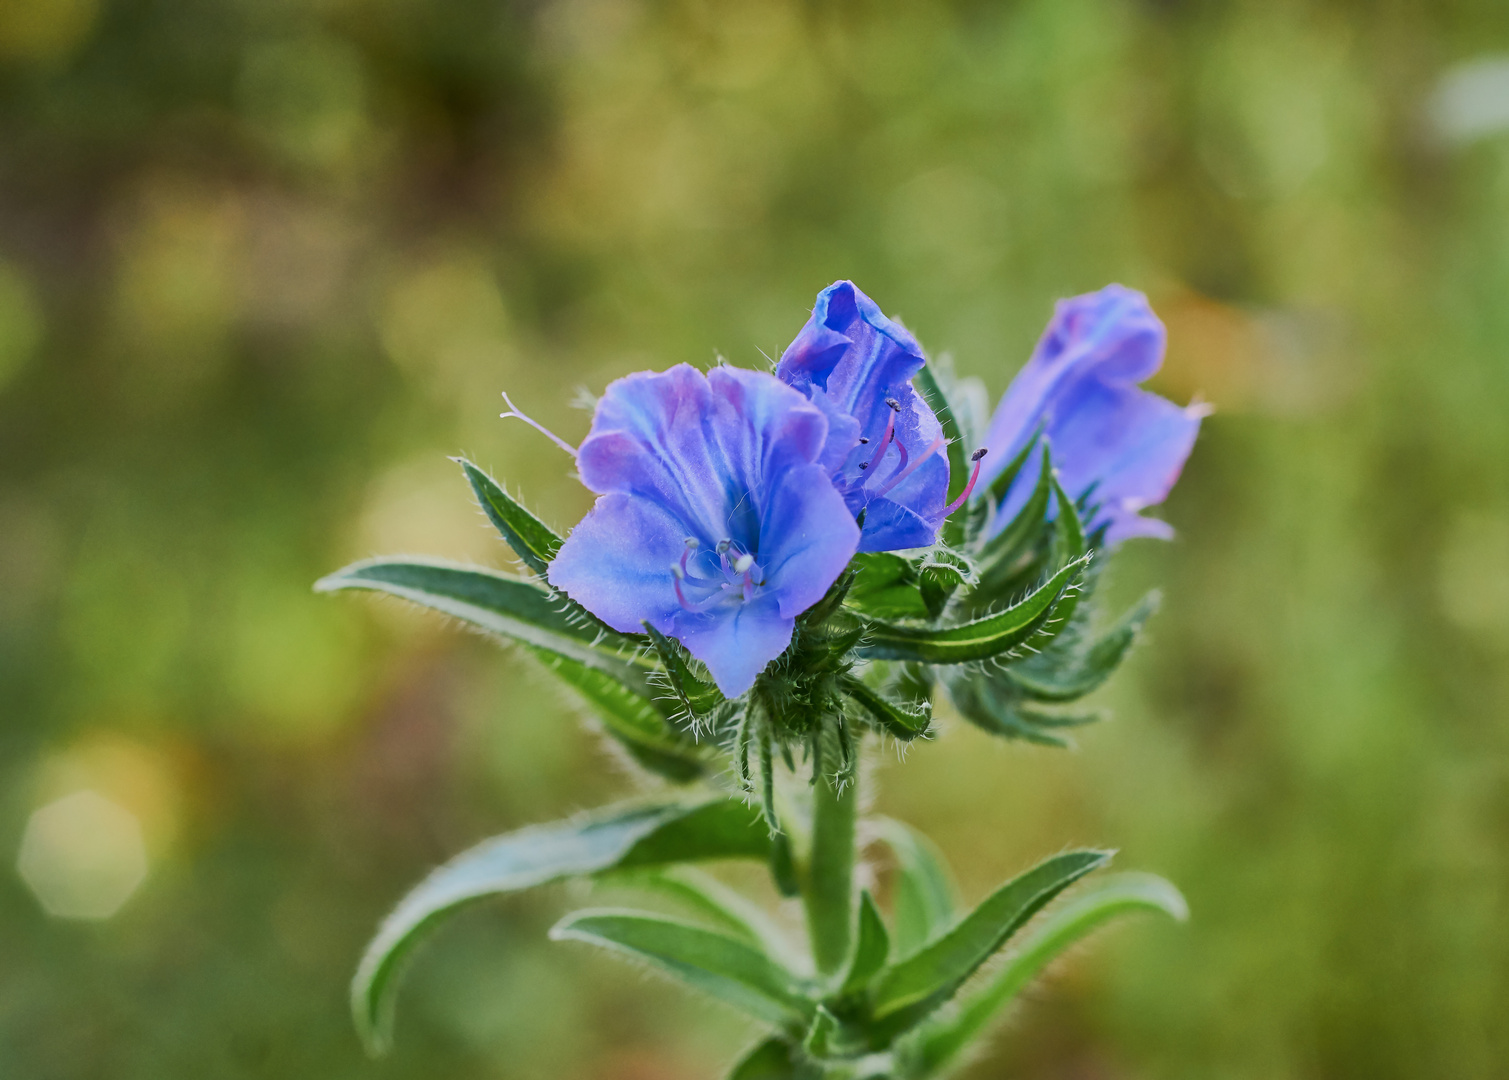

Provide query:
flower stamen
left=500, top=391, right=579, bottom=457
left=943, top=448, right=989, bottom=516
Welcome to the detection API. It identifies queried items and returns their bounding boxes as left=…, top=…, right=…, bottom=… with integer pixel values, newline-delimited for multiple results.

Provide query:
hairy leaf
left=457, top=458, right=563, bottom=576
left=907, top=873, right=1186, bottom=1077
left=351, top=798, right=769, bottom=1054
left=618, top=867, right=794, bottom=961
left=841, top=675, right=932, bottom=741
left=551, top=909, right=813, bottom=1029
left=315, top=557, right=653, bottom=684
left=525, top=646, right=706, bottom=781
left=1006, top=592, right=1158, bottom=702
left=857, top=555, right=1089, bottom=664
left=643, top=621, right=724, bottom=718
left=865, top=850, right=1112, bottom=1038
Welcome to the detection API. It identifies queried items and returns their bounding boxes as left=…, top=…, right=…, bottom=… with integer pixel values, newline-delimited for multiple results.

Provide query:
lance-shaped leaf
left=615, top=867, right=795, bottom=962
left=315, top=557, right=654, bottom=683
left=969, top=445, right=1054, bottom=606
left=864, top=849, right=1112, bottom=1039
left=643, top=621, right=724, bottom=718
left=840, top=675, right=932, bottom=741
left=727, top=1037, right=821, bottom=1080
left=946, top=676, right=1095, bottom=748
left=907, top=873, right=1187, bottom=1077
left=1005, top=592, right=1158, bottom=703
left=857, top=555, right=1089, bottom=665
left=457, top=458, right=563, bottom=576
left=525, top=646, right=707, bottom=782
left=839, top=891, right=892, bottom=995
left=871, top=818, right=957, bottom=958
left=352, top=798, right=769, bottom=1054
left=551, top=909, right=813, bottom=1029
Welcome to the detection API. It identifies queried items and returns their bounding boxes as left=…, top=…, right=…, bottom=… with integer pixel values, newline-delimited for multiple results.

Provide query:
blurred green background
left=3, top=0, right=1509, bottom=1077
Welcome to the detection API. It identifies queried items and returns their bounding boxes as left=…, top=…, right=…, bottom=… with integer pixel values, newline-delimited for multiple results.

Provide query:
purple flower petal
left=778, top=281, right=950, bottom=552
left=549, top=364, right=859, bottom=697
left=981, top=285, right=1203, bottom=543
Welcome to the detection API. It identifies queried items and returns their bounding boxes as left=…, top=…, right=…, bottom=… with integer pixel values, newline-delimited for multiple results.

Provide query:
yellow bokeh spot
left=18, top=791, right=147, bottom=920
left=0, top=0, right=98, bottom=62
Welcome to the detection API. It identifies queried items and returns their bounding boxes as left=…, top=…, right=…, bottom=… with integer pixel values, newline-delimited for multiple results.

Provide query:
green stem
left=804, top=767, right=858, bottom=979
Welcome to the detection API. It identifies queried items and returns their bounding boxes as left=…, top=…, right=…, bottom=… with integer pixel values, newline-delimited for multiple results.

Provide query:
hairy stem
left=804, top=765, right=858, bottom=979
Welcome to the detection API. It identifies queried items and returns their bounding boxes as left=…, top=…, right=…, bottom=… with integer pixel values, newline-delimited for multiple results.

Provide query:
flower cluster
left=549, top=281, right=1202, bottom=698
left=322, top=278, right=1203, bottom=1071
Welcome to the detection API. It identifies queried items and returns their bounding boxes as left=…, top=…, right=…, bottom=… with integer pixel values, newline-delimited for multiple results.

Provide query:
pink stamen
left=500, top=391, right=579, bottom=457
left=943, top=448, right=989, bottom=516
left=863, top=398, right=901, bottom=470
left=872, top=432, right=945, bottom=499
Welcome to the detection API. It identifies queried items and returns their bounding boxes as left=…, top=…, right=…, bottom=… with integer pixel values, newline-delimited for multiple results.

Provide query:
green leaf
left=857, top=555, right=1089, bottom=664
left=727, top=1037, right=820, bottom=1080
left=551, top=909, right=813, bottom=1029
left=865, top=849, right=1112, bottom=1038
left=871, top=818, right=957, bottom=958
left=618, top=866, right=794, bottom=961
left=456, top=458, right=563, bottom=576
left=846, top=552, right=929, bottom=620
left=524, top=646, right=706, bottom=781
left=839, top=891, right=892, bottom=995
left=841, top=674, right=932, bottom=741
left=643, top=621, right=724, bottom=718
left=351, top=798, right=769, bottom=1054
left=1006, top=592, right=1158, bottom=702
left=945, top=676, right=1084, bottom=747
left=908, top=873, right=1186, bottom=1077
left=315, top=557, right=654, bottom=683
left=971, top=445, right=1054, bottom=601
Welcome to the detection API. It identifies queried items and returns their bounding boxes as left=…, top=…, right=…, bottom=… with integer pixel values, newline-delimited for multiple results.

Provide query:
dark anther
left=971, top=448, right=989, bottom=462
left=858, top=462, right=869, bottom=470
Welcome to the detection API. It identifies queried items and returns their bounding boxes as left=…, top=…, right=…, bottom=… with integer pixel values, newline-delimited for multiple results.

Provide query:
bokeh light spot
left=17, top=790, right=148, bottom=920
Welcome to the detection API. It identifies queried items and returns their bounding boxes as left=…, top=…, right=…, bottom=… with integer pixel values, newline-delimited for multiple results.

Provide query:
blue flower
left=777, top=281, right=951, bottom=553
left=547, top=364, right=861, bottom=697
left=978, top=285, right=1206, bottom=544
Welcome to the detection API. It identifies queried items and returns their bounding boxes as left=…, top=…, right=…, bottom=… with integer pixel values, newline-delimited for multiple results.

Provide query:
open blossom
left=777, top=281, right=951, bottom=553
left=978, top=285, right=1206, bottom=544
left=547, top=364, right=860, bottom=697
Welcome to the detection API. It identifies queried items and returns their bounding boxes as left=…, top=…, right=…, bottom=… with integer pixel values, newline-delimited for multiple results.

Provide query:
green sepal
left=314, top=557, right=653, bottom=684
left=863, top=849, right=1112, bottom=1041
left=871, top=818, right=957, bottom=958
left=857, top=555, right=1089, bottom=664
left=845, top=552, right=929, bottom=620
left=350, top=798, right=771, bottom=1055
left=643, top=621, right=724, bottom=718
left=1005, top=592, right=1158, bottom=703
left=456, top=457, right=563, bottom=576
left=904, top=873, right=1186, bottom=1077
left=971, top=444, right=1054, bottom=604
left=840, top=675, right=932, bottom=741
left=913, top=364, right=971, bottom=509
left=525, top=646, right=707, bottom=782
left=550, top=909, right=814, bottom=1030
left=916, top=547, right=975, bottom=619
